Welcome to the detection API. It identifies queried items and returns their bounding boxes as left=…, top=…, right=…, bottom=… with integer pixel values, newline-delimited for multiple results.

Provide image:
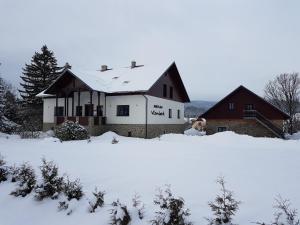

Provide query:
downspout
left=143, top=95, right=148, bottom=138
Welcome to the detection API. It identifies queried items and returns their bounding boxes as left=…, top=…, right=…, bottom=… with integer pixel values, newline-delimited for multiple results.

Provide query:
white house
left=37, top=61, right=190, bottom=138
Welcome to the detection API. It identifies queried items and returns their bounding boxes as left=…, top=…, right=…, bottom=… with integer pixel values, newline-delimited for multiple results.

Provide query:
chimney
left=101, top=65, right=108, bottom=72
left=131, top=61, right=136, bottom=69
left=64, top=62, right=71, bottom=69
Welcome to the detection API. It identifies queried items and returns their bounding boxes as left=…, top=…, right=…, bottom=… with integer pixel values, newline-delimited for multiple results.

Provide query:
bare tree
left=264, top=73, right=300, bottom=134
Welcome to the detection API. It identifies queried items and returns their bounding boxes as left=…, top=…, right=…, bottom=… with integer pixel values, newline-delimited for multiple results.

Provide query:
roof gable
left=200, top=85, right=290, bottom=120
left=147, top=62, right=190, bottom=102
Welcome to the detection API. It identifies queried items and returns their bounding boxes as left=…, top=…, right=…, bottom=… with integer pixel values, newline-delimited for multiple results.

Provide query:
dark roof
left=200, top=85, right=290, bottom=119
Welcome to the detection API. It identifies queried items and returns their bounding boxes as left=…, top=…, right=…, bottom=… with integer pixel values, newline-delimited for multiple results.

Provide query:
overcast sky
left=0, top=0, right=299, bottom=101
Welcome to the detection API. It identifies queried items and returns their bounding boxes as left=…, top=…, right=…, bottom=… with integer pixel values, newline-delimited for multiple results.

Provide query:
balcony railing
left=55, top=116, right=106, bottom=126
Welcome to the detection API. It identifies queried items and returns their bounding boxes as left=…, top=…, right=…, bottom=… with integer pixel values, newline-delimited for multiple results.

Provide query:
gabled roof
left=38, top=62, right=190, bottom=102
left=200, top=85, right=290, bottom=119
left=65, top=62, right=172, bottom=93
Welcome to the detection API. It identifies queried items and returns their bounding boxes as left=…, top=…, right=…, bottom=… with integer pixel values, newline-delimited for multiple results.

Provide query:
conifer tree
left=18, top=45, right=64, bottom=130
left=19, top=45, right=62, bottom=105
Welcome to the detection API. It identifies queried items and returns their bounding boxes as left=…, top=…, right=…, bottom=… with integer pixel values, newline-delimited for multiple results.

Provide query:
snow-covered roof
left=36, top=90, right=55, bottom=98
left=70, top=62, right=173, bottom=93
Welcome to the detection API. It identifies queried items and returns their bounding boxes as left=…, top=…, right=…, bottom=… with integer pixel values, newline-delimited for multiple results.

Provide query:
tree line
left=0, top=45, right=299, bottom=134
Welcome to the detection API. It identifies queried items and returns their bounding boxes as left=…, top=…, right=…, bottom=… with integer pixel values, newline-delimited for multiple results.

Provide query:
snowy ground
left=0, top=131, right=299, bottom=225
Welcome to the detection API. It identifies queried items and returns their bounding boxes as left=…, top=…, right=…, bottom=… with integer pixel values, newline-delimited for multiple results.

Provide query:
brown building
left=199, top=85, right=290, bottom=138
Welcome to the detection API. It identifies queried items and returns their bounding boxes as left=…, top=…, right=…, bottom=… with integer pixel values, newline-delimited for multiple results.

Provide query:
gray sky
left=0, top=0, right=300, bottom=101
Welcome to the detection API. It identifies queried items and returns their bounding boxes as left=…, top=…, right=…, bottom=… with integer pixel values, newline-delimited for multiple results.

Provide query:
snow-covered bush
left=35, top=158, right=64, bottom=200
left=0, top=154, right=8, bottom=183
left=256, top=196, right=300, bottom=225
left=207, top=177, right=241, bottom=225
left=110, top=200, right=131, bottom=225
left=88, top=187, right=105, bottom=213
left=63, top=177, right=84, bottom=201
left=112, top=137, right=119, bottom=144
left=132, top=193, right=145, bottom=220
left=54, top=121, right=89, bottom=141
left=9, top=164, right=19, bottom=182
left=10, top=162, right=36, bottom=197
left=151, top=185, right=192, bottom=225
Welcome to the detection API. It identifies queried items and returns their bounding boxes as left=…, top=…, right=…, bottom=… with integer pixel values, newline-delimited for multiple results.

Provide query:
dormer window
left=229, top=103, right=235, bottom=111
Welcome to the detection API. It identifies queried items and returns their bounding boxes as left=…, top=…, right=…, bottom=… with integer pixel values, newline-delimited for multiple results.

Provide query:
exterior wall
left=146, top=95, right=185, bottom=124
left=43, top=93, right=186, bottom=138
left=43, top=98, right=65, bottom=123
left=205, top=119, right=283, bottom=138
left=106, top=95, right=146, bottom=124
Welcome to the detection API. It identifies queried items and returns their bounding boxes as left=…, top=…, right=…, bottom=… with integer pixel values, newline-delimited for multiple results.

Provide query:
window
left=85, top=104, right=94, bottom=116
left=54, top=107, right=64, bottom=116
left=217, top=127, right=227, bottom=132
left=177, top=110, right=180, bottom=119
left=163, top=84, right=167, bottom=97
left=169, top=109, right=172, bottom=118
left=228, top=103, right=235, bottom=111
left=97, top=105, right=103, bottom=116
left=76, top=106, right=82, bottom=116
left=245, top=104, right=254, bottom=110
left=169, top=86, right=173, bottom=99
left=117, top=105, right=129, bottom=116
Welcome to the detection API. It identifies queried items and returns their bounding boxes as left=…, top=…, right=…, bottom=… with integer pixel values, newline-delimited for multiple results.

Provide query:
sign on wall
left=151, top=105, right=164, bottom=116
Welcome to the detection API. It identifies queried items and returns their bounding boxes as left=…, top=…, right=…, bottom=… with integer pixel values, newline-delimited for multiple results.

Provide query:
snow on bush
left=0, top=153, right=8, bottom=183
left=207, top=177, right=241, bottom=225
left=256, top=196, right=300, bottom=225
left=34, top=158, right=64, bottom=200
left=132, top=193, right=145, bottom=220
left=110, top=200, right=131, bottom=225
left=151, top=185, right=192, bottom=225
left=0, top=116, right=19, bottom=134
left=54, top=120, right=89, bottom=141
left=63, top=177, right=84, bottom=201
left=10, top=162, right=36, bottom=197
left=88, top=187, right=105, bottom=213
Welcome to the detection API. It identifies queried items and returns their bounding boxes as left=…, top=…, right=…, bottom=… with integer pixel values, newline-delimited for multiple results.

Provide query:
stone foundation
left=205, top=119, right=284, bottom=138
left=103, top=124, right=185, bottom=138
left=43, top=122, right=185, bottom=139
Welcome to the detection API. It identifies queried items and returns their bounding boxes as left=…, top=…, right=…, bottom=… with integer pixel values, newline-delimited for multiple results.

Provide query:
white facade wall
left=146, top=95, right=185, bottom=124
left=106, top=95, right=146, bottom=124
left=43, top=98, right=64, bottom=123
left=43, top=93, right=185, bottom=125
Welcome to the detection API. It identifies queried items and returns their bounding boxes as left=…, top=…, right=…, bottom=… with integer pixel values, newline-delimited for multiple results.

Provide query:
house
left=198, top=85, right=290, bottom=138
left=37, top=61, right=190, bottom=138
